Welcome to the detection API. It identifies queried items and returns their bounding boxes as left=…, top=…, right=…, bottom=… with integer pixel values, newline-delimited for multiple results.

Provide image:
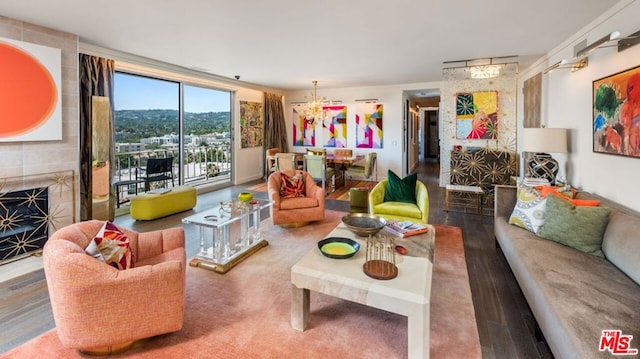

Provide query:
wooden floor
left=0, top=159, right=553, bottom=358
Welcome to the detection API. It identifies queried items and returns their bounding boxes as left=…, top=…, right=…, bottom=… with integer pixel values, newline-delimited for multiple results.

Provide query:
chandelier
left=300, top=80, right=327, bottom=125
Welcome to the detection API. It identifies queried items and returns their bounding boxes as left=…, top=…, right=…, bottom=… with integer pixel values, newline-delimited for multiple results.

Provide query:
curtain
left=79, top=54, right=115, bottom=221
left=263, top=92, right=288, bottom=178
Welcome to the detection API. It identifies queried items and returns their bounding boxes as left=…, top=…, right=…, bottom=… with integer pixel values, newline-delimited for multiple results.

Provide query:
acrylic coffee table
left=182, top=199, right=273, bottom=273
left=291, top=222, right=435, bottom=359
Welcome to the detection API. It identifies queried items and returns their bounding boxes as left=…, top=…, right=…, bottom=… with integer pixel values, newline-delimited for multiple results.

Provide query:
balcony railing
left=114, top=144, right=231, bottom=202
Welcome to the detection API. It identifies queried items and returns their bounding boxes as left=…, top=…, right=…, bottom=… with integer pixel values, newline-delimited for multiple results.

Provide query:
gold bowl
left=341, top=213, right=387, bottom=237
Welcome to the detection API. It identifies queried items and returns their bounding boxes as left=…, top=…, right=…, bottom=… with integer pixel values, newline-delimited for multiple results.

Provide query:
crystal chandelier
left=300, top=80, right=327, bottom=125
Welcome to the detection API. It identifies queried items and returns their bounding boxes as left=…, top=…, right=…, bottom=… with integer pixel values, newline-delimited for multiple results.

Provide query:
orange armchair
left=43, top=220, right=186, bottom=354
left=268, top=170, right=325, bottom=226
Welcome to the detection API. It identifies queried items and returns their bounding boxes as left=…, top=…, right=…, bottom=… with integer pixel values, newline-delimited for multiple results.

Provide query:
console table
left=182, top=199, right=273, bottom=273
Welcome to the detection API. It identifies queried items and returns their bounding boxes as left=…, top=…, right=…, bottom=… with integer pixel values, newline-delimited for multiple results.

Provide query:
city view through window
left=114, top=73, right=232, bottom=202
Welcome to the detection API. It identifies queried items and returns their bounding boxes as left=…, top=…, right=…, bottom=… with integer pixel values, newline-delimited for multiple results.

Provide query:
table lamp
left=521, top=128, right=567, bottom=185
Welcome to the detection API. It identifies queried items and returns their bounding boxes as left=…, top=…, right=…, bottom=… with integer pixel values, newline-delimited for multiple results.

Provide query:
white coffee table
left=291, top=222, right=434, bottom=359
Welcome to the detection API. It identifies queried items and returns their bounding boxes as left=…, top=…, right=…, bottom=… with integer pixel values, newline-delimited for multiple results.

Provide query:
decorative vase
left=238, top=192, right=253, bottom=203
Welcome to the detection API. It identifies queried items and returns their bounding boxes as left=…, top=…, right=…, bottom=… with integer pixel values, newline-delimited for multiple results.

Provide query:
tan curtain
left=263, top=92, right=288, bottom=178
left=79, top=54, right=115, bottom=220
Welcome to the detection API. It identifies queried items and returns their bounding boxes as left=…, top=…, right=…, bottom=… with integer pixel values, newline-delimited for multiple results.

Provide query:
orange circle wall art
left=0, top=42, right=58, bottom=137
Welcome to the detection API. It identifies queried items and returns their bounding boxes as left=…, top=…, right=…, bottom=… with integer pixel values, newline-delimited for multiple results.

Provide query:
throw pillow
left=280, top=172, right=306, bottom=198
left=85, top=221, right=135, bottom=269
left=509, top=184, right=547, bottom=233
left=539, top=186, right=600, bottom=206
left=383, top=170, right=417, bottom=204
left=537, top=194, right=611, bottom=257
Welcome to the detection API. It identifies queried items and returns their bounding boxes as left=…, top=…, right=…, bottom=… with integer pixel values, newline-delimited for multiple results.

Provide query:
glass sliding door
left=114, top=73, right=179, bottom=206
left=183, top=84, right=232, bottom=186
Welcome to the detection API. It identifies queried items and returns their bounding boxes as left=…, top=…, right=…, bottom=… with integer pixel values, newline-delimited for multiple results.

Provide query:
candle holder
left=363, top=233, right=398, bottom=280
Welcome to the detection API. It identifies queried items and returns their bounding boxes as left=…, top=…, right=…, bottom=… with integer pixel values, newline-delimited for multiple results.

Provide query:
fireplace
left=0, top=188, right=49, bottom=262
left=0, top=170, right=76, bottom=265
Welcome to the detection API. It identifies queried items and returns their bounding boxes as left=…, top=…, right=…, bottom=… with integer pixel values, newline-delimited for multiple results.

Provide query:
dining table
left=265, top=152, right=364, bottom=188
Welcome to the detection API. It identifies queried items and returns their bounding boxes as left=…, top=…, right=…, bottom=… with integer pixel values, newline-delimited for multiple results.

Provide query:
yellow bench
left=130, top=185, right=197, bottom=220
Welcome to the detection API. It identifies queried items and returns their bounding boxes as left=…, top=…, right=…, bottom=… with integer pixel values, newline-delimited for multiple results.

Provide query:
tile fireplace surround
left=0, top=170, right=76, bottom=266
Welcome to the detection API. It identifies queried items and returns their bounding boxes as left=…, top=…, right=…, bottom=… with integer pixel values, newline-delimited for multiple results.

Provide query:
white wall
left=517, top=0, right=640, bottom=211
left=284, top=82, right=440, bottom=179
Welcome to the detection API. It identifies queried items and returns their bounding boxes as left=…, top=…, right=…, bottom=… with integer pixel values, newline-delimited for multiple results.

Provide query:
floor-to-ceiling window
left=113, top=72, right=232, bottom=204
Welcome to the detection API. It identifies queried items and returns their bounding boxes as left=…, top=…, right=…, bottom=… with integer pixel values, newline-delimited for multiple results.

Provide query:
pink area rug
left=2, top=210, right=480, bottom=358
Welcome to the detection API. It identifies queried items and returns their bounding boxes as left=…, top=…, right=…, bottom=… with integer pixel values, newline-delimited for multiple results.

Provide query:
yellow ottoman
left=130, top=186, right=197, bottom=220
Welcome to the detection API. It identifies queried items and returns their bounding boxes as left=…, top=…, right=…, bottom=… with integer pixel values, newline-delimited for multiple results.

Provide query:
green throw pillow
left=383, top=170, right=417, bottom=204
left=537, top=194, right=611, bottom=257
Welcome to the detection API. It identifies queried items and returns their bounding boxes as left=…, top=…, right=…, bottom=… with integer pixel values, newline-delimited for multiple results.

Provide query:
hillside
left=115, top=109, right=230, bottom=142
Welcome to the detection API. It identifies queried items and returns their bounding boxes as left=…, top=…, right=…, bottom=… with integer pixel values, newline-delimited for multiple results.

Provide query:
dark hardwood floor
left=0, top=159, right=553, bottom=358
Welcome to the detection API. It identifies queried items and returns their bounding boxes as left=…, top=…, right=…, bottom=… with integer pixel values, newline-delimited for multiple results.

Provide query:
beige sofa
left=494, top=185, right=640, bottom=359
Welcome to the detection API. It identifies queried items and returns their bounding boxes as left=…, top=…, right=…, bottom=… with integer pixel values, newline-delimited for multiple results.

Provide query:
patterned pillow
left=280, top=172, right=306, bottom=198
left=508, top=184, right=547, bottom=233
left=85, top=221, right=135, bottom=269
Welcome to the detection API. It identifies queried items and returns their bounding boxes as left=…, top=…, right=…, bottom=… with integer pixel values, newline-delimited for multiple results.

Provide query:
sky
left=114, top=72, right=231, bottom=112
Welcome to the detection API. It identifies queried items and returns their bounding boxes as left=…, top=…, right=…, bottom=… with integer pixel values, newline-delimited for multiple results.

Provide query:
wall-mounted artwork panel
left=593, top=65, right=640, bottom=158
left=322, top=105, right=347, bottom=148
left=455, top=91, right=498, bottom=140
left=355, top=103, right=383, bottom=148
left=240, top=100, right=263, bottom=148
left=293, top=106, right=315, bottom=146
left=0, top=37, right=62, bottom=142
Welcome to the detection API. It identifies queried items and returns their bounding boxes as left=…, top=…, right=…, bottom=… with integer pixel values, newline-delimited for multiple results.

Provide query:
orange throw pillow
left=85, top=221, right=135, bottom=269
left=541, top=187, right=600, bottom=207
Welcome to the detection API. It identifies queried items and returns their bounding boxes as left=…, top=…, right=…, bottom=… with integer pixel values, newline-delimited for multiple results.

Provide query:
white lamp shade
left=521, top=128, right=567, bottom=153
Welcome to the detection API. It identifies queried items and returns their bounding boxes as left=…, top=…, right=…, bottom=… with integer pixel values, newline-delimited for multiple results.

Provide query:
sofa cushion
left=383, top=170, right=417, bottom=204
left=602, top=211, right=640, bottom=286
left=280, top=172, right=305, bottom=198
left=85, top=221, right=135, bottom=269
left=537, top=194, right=611, bottom=257
left=508, top=184, right=547, bottom=233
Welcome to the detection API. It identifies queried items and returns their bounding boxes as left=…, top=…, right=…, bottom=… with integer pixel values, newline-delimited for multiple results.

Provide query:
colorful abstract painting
left=455, top=91, right=498, bottom=140
left=293, top=106, right=315, bottom=147
left=355, top=103, right=383, bottom=148
left=0, top=37, right=62, bottom=142
left=239, top=100, right=263, bottom=148
left=593, top=65, right=640, bottom=158
left=322, top=105, right=347, bottom=147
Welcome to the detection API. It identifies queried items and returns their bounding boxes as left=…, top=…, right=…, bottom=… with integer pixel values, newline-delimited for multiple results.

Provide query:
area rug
left=248, top=181, right=378, bottom=201
left=2, top=210, right=480, bottom=359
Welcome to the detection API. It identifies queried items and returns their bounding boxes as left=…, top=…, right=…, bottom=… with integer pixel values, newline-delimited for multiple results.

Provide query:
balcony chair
left=369, top=176, right=429, bottom=224
left=267, top=170, right=325, bottom=227
left=43, top=220, right=186, bottom=354
left=304, top=154, right=335, bottom=193
left=144, top=157, right=175, bottom=191
left=344, top=152, right=377, bottom=188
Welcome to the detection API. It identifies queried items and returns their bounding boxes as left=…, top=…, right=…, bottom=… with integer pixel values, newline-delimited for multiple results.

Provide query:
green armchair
left=368, top=179, right=429, bottom=224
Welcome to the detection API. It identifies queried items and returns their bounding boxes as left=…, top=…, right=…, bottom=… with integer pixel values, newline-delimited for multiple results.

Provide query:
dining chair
left=306, top=148, right=326, bottom=156
left=265, top=147, right=281, bottom=180
left=344, top=152, right=377, bottom=188
left=304, top=154, right=335, bottom=193
left=333, top=148, right=353, bottom=157
left=274, top=153, right=298, bottom=172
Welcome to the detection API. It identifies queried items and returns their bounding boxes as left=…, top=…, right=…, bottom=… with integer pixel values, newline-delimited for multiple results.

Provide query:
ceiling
left=1, top=0, right=620, bottom=91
